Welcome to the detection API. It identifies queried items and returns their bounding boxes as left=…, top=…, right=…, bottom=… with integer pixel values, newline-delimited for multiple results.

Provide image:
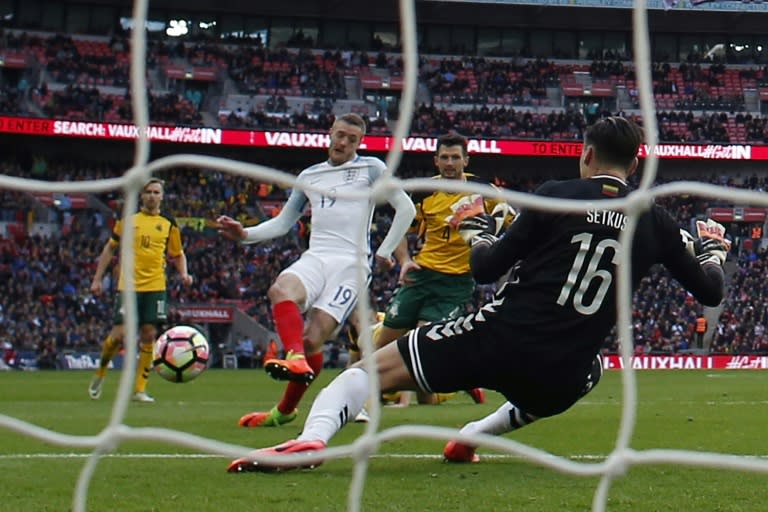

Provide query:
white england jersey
left=284, top=155, right=386, bottom=257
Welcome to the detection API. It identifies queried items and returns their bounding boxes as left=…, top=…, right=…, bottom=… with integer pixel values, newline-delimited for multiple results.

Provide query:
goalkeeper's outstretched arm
left=666, top=218, right=727, bottom=307
left=467, top=209, right=534, bottom=284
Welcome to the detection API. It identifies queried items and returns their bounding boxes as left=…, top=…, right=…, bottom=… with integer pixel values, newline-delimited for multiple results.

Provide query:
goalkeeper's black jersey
left=471, top=175, right=724, bottom=362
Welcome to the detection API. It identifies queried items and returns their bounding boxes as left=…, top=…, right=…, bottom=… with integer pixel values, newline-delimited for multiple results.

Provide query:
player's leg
left=228, top=313, right=491, bottom=472
left=228, top=339, right=417, bottom=472
left=344, top=346, right=371, bottom=421
left=267, top=271, right=308, bottom=356
left=131, top=291, right=166, bottom=402
left=89, top=324, right=123, bottom=399
left=443, top=401, right=539, bottom=463
left=409, top=318, right=441, bottom=406
left=375, top=324, right=409, bottom=349
left=265, top=255, right=360, bottom=384
left=88, top=294, right=126, bottom=399
left=444, top=355, right=604, bottom=463
left=239, top=311, right=340, bottom=427
left=377, top=280, right=422, bottom=406
left=344, top=309, right=386, bottom=422
left=412, top=270, right=481, bottom=406
left=270, top=308, right=337, bottom=417
left=375, top=324, right=415, bottom=405
left=239, top=297, right=314, bottom=426
left=263, top=259, right=315, bottom=382
left=241, top=257, right=355, bottom=427
left=132, top=323, right=158, bottom=402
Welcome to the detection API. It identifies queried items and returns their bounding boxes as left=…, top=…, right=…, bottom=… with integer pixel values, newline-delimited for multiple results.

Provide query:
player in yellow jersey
left=376, top=132, right=515, bottom=406
left=88, top=178, right=193, bottom=402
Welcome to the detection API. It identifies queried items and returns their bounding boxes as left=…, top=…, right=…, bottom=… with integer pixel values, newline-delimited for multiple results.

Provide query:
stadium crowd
left=4, top=31, right=768, bottom=144
left=1, top=154, right=766, bottom=369
left=711, top=251, right=768, bottom=354
left=2, top=30, right=768, bottom=366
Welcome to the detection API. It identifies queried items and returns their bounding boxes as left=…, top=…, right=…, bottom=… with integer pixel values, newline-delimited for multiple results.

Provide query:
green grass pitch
left=2, top=369, right=768, bottom=511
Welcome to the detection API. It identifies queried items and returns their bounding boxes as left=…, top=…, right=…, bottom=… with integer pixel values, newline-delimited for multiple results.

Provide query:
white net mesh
left=2, top=1, right=768, bottom=511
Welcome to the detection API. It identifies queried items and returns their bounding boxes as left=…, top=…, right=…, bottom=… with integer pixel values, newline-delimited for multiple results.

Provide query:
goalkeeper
left=228, top=116, right=727, bottom=472
left=373, top=132, right=515, bottom=407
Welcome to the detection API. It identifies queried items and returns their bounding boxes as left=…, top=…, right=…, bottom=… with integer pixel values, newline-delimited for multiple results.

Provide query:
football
left=153, top=325, right=210, bottom=383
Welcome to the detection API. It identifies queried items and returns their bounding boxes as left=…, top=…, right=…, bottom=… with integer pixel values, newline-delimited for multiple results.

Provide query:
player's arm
left=482, top=183, right=517, bottom=228
left=468, top=209, right=533, bottom=284
left=393, top=238, right=411, bottom=266
left=169, top=252, right=193, bottom=286
left=393, top=237, right=421, bottom=284
left=390, top=198, right=423, bottom=283
left=90, top=234, right=119, bottom=296
left=167, top=224, right=193, bottom=286
left=392, top=197, right=424, bottom=268
left=660, top=213, right=725, bottom=307
left=464, top=181, right=556, bottom=283
left=376, top=188, right=416, bottom=267
left=218, top=188, right=305, bottom=244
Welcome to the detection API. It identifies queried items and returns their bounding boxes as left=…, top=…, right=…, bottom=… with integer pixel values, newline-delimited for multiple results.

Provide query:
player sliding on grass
left=227, top=116, right=727, bottom=472
left=217, top=113, right=415, bottom=428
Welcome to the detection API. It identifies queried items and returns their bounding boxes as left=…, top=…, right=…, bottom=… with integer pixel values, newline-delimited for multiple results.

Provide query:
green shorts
left=383, top=268, right=474, bottom=330
left=113, top=290, right=168, bottom=326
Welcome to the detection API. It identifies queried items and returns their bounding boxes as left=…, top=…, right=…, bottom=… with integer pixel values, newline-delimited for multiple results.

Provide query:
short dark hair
left=436, top=132, right=468, bottom=156
left=336, top=112, right=367, bottom=135
left=143, top=177, right=165, bottom=191
left=584, top=116, right=643, bottom=169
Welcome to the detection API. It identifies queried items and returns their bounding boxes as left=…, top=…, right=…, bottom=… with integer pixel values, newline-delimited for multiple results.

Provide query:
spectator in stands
left=0, top=147, right=761, bottom=363
left=235, top=336, right=256, bottom=369
left=695, top=313, right=708, bottom=349
left=2, top=341, right=19, bottom=369
left=36, top=339, right=57, bottom=370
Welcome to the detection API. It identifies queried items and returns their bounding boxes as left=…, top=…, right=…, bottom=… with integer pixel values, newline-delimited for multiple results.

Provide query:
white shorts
left=281, top=250, right=370, bottom=324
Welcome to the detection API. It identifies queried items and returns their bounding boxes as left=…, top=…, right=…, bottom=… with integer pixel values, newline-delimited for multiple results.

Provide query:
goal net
left=1, top=1, right=768, bottom=512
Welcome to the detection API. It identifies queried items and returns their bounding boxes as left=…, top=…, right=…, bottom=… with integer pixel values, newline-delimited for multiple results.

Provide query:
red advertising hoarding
left=172, top=305, right=235, bottom=323
left=602, top=354, right=768, bottom=370
left=4, top=116, right=768, bottom=160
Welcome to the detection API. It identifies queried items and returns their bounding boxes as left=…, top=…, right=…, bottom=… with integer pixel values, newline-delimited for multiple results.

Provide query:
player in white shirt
left=217, top=113, right=415, bottom=427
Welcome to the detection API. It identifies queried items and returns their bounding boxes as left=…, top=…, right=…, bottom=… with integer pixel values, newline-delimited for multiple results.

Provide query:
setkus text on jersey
left=586, top=209, right=627, bottom=231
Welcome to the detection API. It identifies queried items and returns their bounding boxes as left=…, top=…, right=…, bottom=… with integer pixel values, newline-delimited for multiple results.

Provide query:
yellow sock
left=381, top=391, right=402, bottom=404
left=435, top=392, right=457, bottom=404
left=95, top=335, right=121, bottom=378
left=134, top=342, right=154, bottom=393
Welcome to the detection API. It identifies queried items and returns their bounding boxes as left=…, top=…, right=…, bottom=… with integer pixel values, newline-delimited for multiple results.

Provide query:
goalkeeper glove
left=694, top=219, right=731, bottom=266
left=695, top=238, right=728, bottom=266
left=695, top=218, right=729, bottom=243
left=490, top=202, right=516, bottom=234
left=679, top=228, right=696, bottom=256
left=458, top=214, right=497, bottom=247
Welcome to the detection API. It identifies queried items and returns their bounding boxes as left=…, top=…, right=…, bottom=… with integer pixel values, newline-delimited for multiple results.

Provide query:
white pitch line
left=0, top=452, right=607, bottom=461
left=578, top=400, right=768, bottom=406
left=5, top=453, right=768, bottom=462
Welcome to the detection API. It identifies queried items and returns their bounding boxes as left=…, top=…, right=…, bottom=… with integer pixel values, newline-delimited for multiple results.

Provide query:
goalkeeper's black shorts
left=396, top=305, right=603, bottom=418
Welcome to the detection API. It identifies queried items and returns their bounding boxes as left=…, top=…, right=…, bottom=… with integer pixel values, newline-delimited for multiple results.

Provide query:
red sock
left=277, top=352, right=325, bottom=414
left=272, top=301, right=304, bottom=354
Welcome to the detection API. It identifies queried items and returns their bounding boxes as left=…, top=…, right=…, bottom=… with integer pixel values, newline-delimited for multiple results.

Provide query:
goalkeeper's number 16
left=556, top=232, right=621, bottom=316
